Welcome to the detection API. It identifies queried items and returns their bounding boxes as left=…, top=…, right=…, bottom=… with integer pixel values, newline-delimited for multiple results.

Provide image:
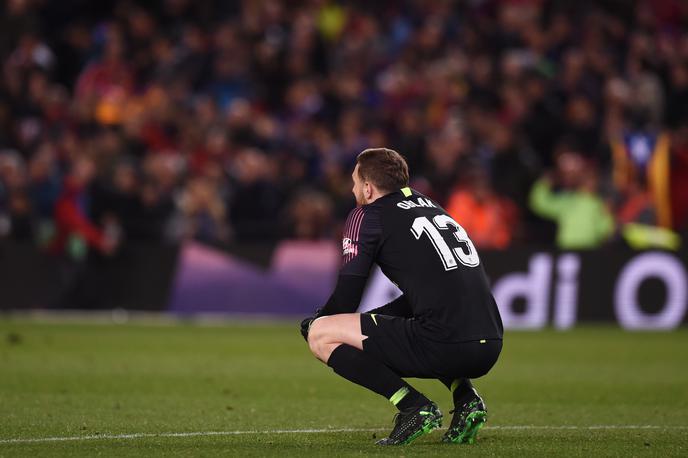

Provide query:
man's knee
left=308, top=318, right=343, bottom=363
left=307, top=317, right=329, bottom=361
left=307, top=314, right=363, bottom=362
left=307, top=332, right=321, bottom=359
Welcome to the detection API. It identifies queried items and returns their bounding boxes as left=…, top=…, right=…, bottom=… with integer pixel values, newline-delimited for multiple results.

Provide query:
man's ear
left=364, top=182, right=373, bottom=200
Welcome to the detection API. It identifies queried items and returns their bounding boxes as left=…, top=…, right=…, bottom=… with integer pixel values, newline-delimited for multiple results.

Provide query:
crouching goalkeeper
left=300, top=148, right=503, bottom=445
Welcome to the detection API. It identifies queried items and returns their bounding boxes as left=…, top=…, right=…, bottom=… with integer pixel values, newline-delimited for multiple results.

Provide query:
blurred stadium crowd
left=1, top=0, right=688, bottom=258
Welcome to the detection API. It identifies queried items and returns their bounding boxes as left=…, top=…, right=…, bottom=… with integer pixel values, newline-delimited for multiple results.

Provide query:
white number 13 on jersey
left=411, top=215, right=480, bottom=270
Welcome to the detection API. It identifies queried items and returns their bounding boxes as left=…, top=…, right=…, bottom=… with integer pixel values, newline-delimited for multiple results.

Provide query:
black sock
left=440, top=377, right=475, bottom=406
left=395, top=387, right=426, bottom=411
left=327, top=344, right=428, bottom=411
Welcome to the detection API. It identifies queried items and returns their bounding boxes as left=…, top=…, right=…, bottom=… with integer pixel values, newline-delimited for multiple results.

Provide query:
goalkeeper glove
left=300, top=317, right=314, bottom=341
left=300, top=308, right=322, bottom=341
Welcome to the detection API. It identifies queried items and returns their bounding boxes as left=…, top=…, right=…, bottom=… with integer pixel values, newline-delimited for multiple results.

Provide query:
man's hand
left=300, top=308, right=323, bottom=341
left=300, top=317, right=314, bottom=341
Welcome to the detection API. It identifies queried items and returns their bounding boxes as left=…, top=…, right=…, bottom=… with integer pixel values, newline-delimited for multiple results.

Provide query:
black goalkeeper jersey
left=339, top=187, right=503, bottom=343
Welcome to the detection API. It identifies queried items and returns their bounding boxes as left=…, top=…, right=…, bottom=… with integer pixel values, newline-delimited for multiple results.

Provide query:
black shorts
left=360, top=313, right=502, bottom=379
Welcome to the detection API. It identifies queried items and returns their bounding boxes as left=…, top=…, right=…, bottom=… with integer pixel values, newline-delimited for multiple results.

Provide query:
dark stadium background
left=0, top=0, right=687, bottom=322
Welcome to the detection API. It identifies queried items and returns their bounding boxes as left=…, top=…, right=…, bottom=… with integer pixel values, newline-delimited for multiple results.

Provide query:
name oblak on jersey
left=397, top=197, right=436, bottom=210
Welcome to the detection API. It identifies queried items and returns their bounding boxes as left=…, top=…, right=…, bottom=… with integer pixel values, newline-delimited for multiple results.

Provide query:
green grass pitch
left=0, top=317, right=687, bottom=457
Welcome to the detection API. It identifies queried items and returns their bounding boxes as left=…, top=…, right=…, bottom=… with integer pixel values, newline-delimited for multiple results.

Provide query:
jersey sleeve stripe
left=343, top=207, right=358, bottom=240
left=343, top=208, right=357, bottom=240
left=352, top=208, right=364, bottom=242
left=348, top=208, right=364, bottom=262
left=343, top=207, right=364, bottom=263
left=351, top=207, right=365, bottom=255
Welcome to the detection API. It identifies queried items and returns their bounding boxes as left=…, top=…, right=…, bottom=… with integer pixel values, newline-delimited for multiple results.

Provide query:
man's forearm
left=318, top=274, right=367, bottom=316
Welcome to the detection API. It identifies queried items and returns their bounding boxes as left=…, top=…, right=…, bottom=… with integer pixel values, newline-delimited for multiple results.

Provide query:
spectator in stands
left=446, top=167, right=518, bottom=250
left=170, top=176, right=229, bottom=245
left=0, top=0, right=685, bottom=249
left=49, top=157, right=116, bottom=258
left=0, top=150, right=33, bottom=240
left=530, top=149, right=614, bottom=249
left=285, top=188, right=334, bottom=240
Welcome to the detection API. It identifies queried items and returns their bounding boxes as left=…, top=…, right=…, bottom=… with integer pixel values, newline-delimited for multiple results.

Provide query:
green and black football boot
left=376, top=401, right=443, bottom=446
left=442, top=391, right=487, bottom=444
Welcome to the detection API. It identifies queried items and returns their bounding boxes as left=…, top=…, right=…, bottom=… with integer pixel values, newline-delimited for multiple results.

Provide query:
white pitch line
left=1, top=425, right=687, bottom=445
left=0, top=429, right=384, bottom=445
